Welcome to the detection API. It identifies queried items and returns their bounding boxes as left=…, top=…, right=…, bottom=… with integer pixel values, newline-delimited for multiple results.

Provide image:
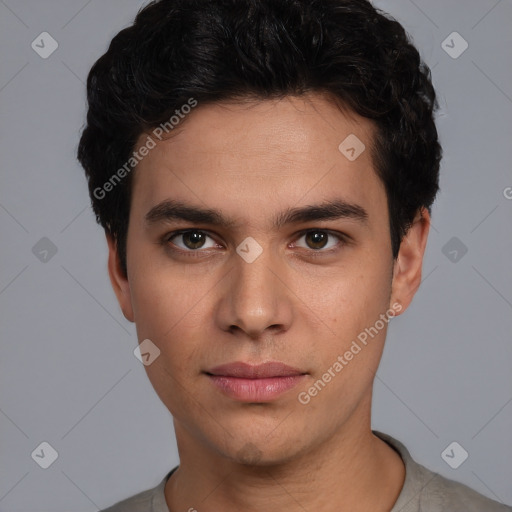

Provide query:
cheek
left=313, top=255, right=391, bottom=324
left=309, top=257, right=393, bottom=371
left=128, top=262, right=212, bottom=364
left=128, top=267, right=209, bottom=412
left=128, top=245, right=200, bottom=328
left=130, top=278, right=175, bottom=338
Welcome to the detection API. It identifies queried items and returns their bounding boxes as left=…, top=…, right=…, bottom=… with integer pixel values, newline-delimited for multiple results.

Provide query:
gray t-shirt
left=102, top=431, right=512, bottom=511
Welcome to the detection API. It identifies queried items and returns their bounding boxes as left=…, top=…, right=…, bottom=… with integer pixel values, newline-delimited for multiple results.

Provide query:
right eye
left=164, top=229, right=220, bottom=252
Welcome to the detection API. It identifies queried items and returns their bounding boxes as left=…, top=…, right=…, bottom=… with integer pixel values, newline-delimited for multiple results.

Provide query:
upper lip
left=206, top=362, right=305, bottom=379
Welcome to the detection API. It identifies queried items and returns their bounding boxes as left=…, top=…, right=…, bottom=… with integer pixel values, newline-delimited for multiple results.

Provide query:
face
left=108, top=94, right=428, bottom=465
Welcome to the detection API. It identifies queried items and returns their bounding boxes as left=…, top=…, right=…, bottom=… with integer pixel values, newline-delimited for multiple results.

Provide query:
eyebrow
left=145, top=198, right=368, bottom=230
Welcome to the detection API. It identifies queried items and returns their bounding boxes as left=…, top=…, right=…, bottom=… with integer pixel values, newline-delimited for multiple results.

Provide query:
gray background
left=1, top=0, right=511, bottom=510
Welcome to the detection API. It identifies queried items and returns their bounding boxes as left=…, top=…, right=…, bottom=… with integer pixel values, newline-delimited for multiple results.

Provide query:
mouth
left=205, top=361, right=307, bottom=402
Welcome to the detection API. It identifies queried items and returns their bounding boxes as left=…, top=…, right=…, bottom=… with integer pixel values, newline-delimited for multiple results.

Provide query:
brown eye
left=305, top=231, right=329, bottom=249
left=168, top=230, right=217, bottom=251
left=182, top=231, right=206, bottom=249
left=295, top=230, right=344, bottom=252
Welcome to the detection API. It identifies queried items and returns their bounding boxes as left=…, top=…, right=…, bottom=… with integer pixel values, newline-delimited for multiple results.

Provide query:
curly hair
left=77, top=0, right=442, bottom=277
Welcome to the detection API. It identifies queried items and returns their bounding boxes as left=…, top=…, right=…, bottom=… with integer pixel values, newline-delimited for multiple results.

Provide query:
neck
left=165, top=394, right=405, bottom=512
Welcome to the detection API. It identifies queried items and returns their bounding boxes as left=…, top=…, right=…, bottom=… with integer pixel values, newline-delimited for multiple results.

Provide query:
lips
left=207, top=361, right=304, bottom=379
left=205, top=362, right=307, bottom=402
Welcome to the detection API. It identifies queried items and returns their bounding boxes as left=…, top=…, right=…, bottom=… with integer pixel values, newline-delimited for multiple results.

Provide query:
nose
left=215, top=242, right=294, bottom=340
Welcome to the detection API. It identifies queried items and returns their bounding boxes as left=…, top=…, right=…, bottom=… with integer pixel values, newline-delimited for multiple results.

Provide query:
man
left=77, top=0, right=511, bottom=510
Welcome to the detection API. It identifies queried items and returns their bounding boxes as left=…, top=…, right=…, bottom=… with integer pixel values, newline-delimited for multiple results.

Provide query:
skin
left=106, top=93, right=430, bottom=512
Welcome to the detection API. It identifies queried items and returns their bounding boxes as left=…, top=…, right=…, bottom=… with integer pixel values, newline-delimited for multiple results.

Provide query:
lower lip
left=207, top=375, right=306, bottom=402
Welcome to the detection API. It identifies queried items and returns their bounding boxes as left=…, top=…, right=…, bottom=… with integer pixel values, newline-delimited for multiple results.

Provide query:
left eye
left=294, top=230, right=343, bottom=251
left=167, top=230, right=218, bottom=251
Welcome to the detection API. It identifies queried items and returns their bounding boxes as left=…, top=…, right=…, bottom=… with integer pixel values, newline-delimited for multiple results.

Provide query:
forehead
left=130, top=94, right=387, bottom=229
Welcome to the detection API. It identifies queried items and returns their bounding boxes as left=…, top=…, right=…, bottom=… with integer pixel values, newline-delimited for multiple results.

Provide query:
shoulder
left=373, top=431, right=512, bottom=512
left=100, top=468, right=176, bottom=512
left=101, top=487, right=155, bottom=512
left=423, top=471, right=512, bottom=511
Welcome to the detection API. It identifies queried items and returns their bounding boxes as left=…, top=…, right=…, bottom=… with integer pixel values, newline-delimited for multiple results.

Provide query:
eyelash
left=161, top=229, right=348, bottom=257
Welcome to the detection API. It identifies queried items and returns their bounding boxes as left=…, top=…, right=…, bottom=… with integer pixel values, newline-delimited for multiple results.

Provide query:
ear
left=390, top=207, right=431, bottom=314
left=106, top=232, right=135, bottom=323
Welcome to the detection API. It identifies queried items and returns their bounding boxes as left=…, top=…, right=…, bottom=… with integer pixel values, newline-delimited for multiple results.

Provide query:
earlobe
left=390, top=208, right=431, bottom=314
left=106, top=232, right=135, bottom=323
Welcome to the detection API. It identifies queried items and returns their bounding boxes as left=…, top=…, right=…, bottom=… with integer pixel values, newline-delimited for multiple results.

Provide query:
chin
left=213, top=429, right=310, bottom=468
